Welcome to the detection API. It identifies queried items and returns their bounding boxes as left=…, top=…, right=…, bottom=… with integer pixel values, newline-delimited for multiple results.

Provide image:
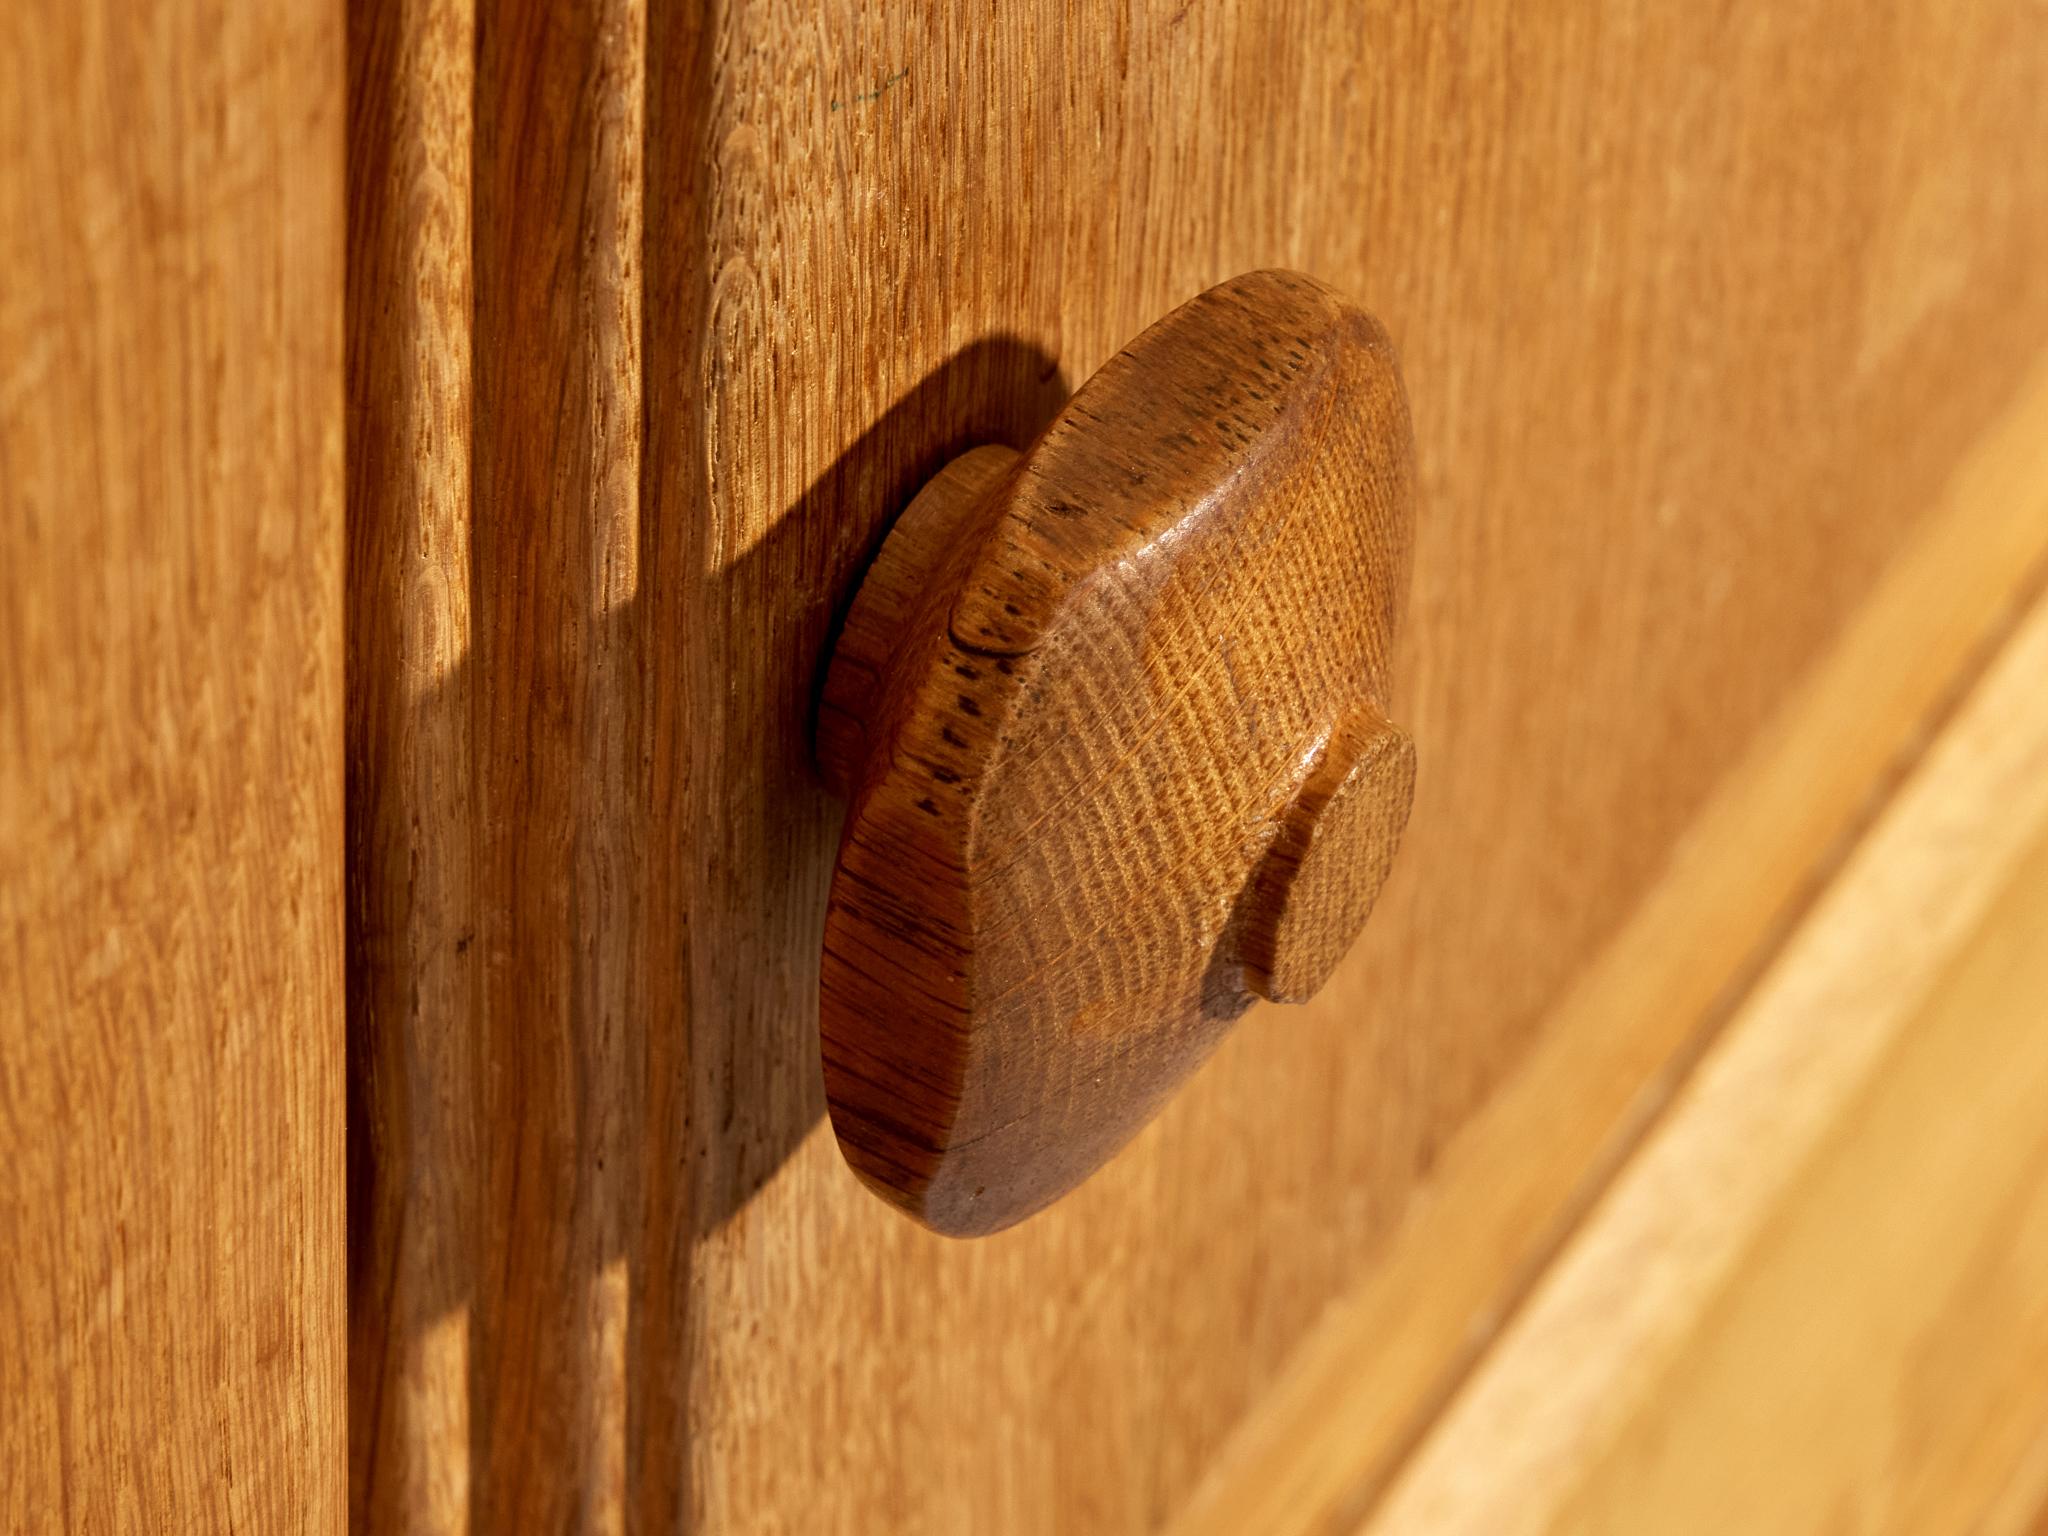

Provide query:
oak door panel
left=343, top=2, right=2048, bottom=1531
left=1, top=0, right=346, bottom=1527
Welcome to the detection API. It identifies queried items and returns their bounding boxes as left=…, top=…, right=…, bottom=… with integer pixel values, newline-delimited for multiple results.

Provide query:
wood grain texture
left=1365, top=582, right=2048, bottom=1536
left=344, top=0, right=479, bottom=1527
left=347, top=0, right=686, bottom=1527
left=818, top=272, right=1415, bottom=1234
left=341, top=0, right=2048, bottom=1529
left=1175, top=343, right=2048, bottom=1536
left=1980, top=1421, right=2048, bottom=1536
left=0, top=0, right=345, bottom=1528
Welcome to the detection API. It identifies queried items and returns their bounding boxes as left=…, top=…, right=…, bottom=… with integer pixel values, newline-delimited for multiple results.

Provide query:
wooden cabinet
left=5, top=2, right=2047, bottom=1531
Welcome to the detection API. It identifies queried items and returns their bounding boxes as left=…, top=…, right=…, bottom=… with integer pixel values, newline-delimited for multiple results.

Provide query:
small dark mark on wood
left=829, top=65, right=909, bottom=112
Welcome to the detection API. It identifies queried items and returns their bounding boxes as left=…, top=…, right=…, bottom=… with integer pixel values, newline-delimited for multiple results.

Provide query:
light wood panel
left=1364, top=582, right=2048, bottom=1535
left=0, top=0, right=345, bottom=1528
left=1979, top=1421, right=2048, bottom=1536
left=343, top=1, right=2048, bottom=1529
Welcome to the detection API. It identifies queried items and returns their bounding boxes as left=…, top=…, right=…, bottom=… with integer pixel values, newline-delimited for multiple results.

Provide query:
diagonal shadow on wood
left=685, top=335, right=1073, bottom=1241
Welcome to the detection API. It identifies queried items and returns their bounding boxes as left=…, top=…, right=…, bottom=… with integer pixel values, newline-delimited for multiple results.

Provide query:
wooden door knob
left=816, top=271, right=1416, bottom=1235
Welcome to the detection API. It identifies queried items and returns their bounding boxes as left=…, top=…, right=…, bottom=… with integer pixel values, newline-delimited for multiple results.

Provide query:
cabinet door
left=0, top=0, right=345, bottom=1528
left=332, top=3, right=2048, bottom=1533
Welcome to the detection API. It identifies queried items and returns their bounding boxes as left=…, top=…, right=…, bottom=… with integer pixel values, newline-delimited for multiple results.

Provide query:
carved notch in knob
left=816, top=271, right=1416, bottom=1236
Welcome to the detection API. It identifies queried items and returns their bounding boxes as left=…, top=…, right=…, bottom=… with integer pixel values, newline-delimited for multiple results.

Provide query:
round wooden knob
left=816, top=271, right=1416, bottom=1236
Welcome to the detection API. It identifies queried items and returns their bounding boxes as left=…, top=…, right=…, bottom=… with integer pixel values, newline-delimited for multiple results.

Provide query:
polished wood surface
left=340, top=1, right=2048, bottom=1528
left=346, top=0, right=660, bottom=1527
left=0, top=0, right=345, bottom=1527
left=1176, top=349, right=2048, bottom=1536
left=344, top=0, right=482, bottom=1526
left=818, top=272, right=1415, bottom=1235
left=1366, top=581, right=2048, bottom=1535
